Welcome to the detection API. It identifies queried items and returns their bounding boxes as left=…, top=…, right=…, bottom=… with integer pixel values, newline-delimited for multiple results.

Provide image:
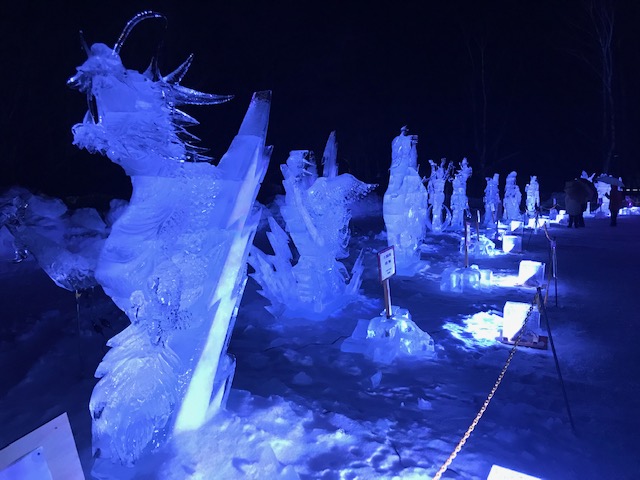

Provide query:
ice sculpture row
left=3, top=9, right=565, bottom=471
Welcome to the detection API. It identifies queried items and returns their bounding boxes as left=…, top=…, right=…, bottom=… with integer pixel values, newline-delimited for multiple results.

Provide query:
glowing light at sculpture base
left=502, top=301, right=540, bottom=341
left=502, top=235, right=521, bottom=253
left=517, top=260, right=545, bottom=287
left=487, top=464, right=542, bottom=480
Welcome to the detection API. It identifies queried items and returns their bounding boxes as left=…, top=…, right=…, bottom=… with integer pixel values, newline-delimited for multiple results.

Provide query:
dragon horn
left=79, top=30, right=90, bottom=56
left=113, top=11, right=167, bottom=55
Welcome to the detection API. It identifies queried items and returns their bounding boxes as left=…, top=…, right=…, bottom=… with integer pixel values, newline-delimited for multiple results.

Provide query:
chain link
left=432, top=293, right=538, bottom=480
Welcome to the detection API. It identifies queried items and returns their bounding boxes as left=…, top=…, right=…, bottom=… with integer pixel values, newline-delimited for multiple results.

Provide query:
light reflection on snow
left=491, top=273, right=526, bottom=288
left=442, top=311, right=503, bottom=349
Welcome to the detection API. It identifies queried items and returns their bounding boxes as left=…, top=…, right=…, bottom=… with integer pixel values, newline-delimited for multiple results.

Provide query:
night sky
left=2, top=1, right=640, bottom=207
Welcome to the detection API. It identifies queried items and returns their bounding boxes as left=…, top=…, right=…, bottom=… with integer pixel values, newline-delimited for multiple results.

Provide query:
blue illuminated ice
left=68, top=12, right=271, bottom=465
left=249, top=131, right=374, bottom=320
left=440, top=264, right=493, bottom=292
left=450, top=158, right=472, bottom=231
left=382, top=127, right=428, bottom=273
left=426, top=158, right=452, bottom=232
left=461, top=233, right=497, bottom=257
left=483, top=173, right=501, bottom=228
left=525, top=175, right=540, bottom=217
left=595, top=178, right=611, bottom=216
left=580, top=170, right=597, bottom=214
left=503, top=171, right=522, bottom=222
left=341, top=306, right=435, bottom=364
left=0, top=187, right=107, bottom=290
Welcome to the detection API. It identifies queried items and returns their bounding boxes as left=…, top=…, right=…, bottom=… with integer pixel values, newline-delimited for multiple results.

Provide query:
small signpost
left=377, top=246, right=396, bottom=318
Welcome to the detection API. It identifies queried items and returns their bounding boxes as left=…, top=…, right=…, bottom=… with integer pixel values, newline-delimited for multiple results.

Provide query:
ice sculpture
left=449, top=158, right=472, bottom=230
left=595, top=178, right=611, bottom=216
left=483, top=174, right=501, bottom=227
left=0, top=187, right=107, bottom=290
left=249, top=132, right=374, bottom=320
left=524, top=176, right=540, bottom=217
left=581, top=171, right=597, bottom=214
left=426, top=158, right=452, bottom=232
left=440, top=264, right=493, bottom=292
left=460, top=233, right=496, bottom=257
left=341, top=307, right=435, bottom=364
left=382, top=127, right=428, bottom=273
left=68, top=11, right=272, bottom=465
left=581, top=171, right=595, bottom=181
left=502, top=171, right=522, bottom=222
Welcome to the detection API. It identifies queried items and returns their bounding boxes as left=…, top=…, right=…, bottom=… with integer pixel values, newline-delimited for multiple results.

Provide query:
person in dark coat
left=565, top=195, right=583, bottom=228
left=606, top=187, right=625, bottom=226
left=564, top=180, right=584, bottom=228
left=577, top=203, right=586, bottom=227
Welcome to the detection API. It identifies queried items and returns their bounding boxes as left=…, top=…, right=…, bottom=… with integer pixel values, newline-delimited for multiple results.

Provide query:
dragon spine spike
left=164, top=54, right=195, bottom=85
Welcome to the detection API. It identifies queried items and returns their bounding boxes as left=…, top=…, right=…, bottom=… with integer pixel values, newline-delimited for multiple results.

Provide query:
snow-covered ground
left=1, top=196, right=639, bottom=479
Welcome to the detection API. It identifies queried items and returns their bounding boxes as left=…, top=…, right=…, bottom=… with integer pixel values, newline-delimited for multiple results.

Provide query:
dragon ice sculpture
left=248, top=132, right=374, bottom=320
left=68, top=11, right=272, bottom=466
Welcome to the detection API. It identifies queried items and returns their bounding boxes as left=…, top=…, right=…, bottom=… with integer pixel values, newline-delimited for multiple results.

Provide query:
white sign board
left=377, top=246, right=396, bottom=282
left=487, top=464, right=541, bottom=480
left=0, top=412, right=84, bottom=480
left=0, top=447, right=53, bottom=480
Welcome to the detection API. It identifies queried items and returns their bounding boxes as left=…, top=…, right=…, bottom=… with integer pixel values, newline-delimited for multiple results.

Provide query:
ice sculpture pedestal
left=341, top=307, right=434, bottom=364
left=502, top=235, right=522, bottom=253
left=440, top=265, right=492, bottom=292
left=518, top=260, right=546, bottom=287
left=501, top=301, right=540, bottom=342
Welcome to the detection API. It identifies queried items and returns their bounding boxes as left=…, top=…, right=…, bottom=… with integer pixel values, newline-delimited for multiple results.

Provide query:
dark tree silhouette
left=567, top=0, right=616, bottom=174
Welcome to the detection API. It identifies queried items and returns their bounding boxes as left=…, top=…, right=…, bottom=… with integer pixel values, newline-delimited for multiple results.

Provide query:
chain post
left=542, top=223, right=558, bottom=307
left=536, top=287, right=576, bottom=434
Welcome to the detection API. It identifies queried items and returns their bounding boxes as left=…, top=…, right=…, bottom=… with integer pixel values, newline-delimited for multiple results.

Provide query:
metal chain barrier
left=432, top=293, right=538, bottom=480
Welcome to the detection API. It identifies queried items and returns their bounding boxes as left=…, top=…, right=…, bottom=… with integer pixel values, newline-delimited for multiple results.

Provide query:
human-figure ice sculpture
left=382, top=127, right=428, bottom=273
left=483, top=173, right=501, bottom=227
left=449, top=158, right=472, bottom=231
left=426, top=158, right=452, bottom=232
left=581, top=171, right=595, bottom=182
left=595, top=177, right=611, bottom=216
left=502, top=171, right=522, bottom=221
left=249, top=131, right=374, bottom=319
left=525, top=175, right=540, bottom=217
left=68, top=11, right=272, bottom=466
left=581, top=171, right=596, bottom=214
